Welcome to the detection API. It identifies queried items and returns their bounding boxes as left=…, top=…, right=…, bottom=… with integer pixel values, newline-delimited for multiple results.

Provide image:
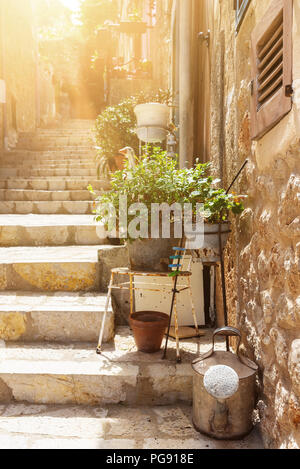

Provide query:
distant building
left=0, top=0, right=55, bottom=150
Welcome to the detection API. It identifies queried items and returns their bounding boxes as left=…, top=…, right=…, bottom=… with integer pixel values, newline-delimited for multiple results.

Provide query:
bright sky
left=61, top=0, right=81, bottom=11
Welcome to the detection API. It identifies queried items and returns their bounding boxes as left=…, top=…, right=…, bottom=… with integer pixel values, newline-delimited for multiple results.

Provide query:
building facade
left=171, top=0, right=300, bottom=449
left=0, top=0, right=57, bottom=149
left=0, top=0, right=38, bottom=149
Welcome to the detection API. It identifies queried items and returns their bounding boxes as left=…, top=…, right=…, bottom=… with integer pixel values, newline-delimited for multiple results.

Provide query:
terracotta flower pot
left=130, top=311, right=169, bottom=353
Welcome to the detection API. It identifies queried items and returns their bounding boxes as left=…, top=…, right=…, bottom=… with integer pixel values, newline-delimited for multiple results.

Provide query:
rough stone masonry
left=209, top=0, right=300, bottom=449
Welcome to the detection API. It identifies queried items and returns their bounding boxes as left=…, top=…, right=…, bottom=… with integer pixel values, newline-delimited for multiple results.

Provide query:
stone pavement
left=0, top=403, right=263, bottom=449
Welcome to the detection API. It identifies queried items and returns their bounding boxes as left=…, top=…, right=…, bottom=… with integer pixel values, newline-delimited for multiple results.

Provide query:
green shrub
left=94, top=89, right=173, bottom=177
left=90, top=149, right=246, bottom=240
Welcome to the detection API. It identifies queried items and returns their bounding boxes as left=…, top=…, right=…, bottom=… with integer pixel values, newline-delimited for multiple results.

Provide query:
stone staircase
left=0, top=122, right=109, bottom=215
left=0, top=121, right=263, bottom=449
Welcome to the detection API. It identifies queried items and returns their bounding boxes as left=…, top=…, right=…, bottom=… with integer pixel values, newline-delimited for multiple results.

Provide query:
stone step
left=0, top=160, right=95, bottom=168
left=0, top=200, right=95, bottom=214
left=0, top=168, right=96, bottom=177
left=0, top=292, right=113, bottom=343
left=16, top=141, right=94, bottom=150
left=0, top=159, right=94, bottom=166
left=2, top=150, right=96, bottom=160
left=18, top=135, right=93, bottom=142
left=18, top=132, right=93, bottom=138
left=0, top=189, right=98, bottom=202
left=0, top=215, right=110, bottom=246
left=0, top=402, right=263, bottom=449
left=38, top=122, right=94, bottom=131
left=0, top=327, right=212, bottom=406
left=0, top=178, right=109, bottom=191
left=16, top=145, right=94, bottom=152
left=36, top=129, right=93, bottom=133
left=53, top=119, right=95, bottom=128
left=0, top=245, right=127, bottom=291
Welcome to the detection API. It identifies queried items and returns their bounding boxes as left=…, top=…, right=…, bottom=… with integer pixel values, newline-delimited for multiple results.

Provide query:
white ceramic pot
left=185, top=222, right=231, bottom=263
left=134, top=103, right=169, bottom=142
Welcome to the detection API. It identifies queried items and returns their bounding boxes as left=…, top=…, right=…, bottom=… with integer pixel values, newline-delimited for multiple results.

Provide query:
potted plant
left=134, top=102, right=170, bottom=143
left=94, top=89, right=173, bottom=178
left=91, top=149, right=246, bottom=268
left=92, top=149, right=179, bottom=271
left=90, top=153, right=246, bottom=352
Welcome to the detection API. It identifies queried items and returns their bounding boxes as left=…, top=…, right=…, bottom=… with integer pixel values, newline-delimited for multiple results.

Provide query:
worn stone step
left=0, top=168, right=96, bottom=178
left=0, top=215, right=110, bottom=246
left=0, top=402, right=263, bottom=449
left=0, top=245, right=127, bottom=291
left=0, top=200, right=95, bottom=214
left=19, top=130, right=92, bottom=134
left=0, top=161, right=95, bottom=169
left=0, top=179, right=108, bottom=191
left=16, top=145, right=95, bottom=152
left=0, top=292, right=113, bottom=343
left=0, top=328, right=211, bottom=406
left=18, top=134, right=93, bottom=140
left=2, top=150, right=96, bottom=160
left=57, top=119, right=95, bottom=128
left=18, top=135, right=93, bottom=142
left=0, top=329, right=233, bottom=409
left=0, top=189, right=98, bottom=202
left=0, top=159, right=94, bottom=167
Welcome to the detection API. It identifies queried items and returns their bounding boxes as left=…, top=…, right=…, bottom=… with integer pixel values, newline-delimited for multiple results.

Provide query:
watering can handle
left=213, top=326, right=258, bottom=371
left=192, top=326, right=258, bottom=371
left=212, top=326, right=241, bottom=355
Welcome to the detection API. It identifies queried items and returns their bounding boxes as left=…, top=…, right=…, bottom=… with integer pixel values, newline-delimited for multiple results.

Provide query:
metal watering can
left=192, top=327, right=258, bottom=440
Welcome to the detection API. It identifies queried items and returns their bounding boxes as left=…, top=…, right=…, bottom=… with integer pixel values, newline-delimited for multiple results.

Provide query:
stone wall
left=0, top=0, right=37, bottom=147
left=209, top=0, right=300, bottom=449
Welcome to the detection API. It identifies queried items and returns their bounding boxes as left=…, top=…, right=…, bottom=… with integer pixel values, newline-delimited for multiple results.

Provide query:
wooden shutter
left=251, top=0, right=293, bottom=140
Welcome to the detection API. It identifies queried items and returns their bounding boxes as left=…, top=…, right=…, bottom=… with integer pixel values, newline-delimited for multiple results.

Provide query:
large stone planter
left=128, top=237, right=178, bottom=272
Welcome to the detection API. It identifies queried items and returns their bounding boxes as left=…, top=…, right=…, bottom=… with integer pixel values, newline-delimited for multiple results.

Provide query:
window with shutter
left=251, top=0, right=293, bottom=140
left=235, top=0, right=251, bottom=33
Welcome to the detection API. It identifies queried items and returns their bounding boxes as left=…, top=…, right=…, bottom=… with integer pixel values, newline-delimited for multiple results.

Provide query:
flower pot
left=134, top=103, right=169, bottom=143
left=185, top=222, right=231, bottom=263
left=128, top=237, right=179, bottom=272
left=130, top=311, right=169, bottom=353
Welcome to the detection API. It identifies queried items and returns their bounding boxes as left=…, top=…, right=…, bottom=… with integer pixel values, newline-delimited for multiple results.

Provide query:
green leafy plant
left=203, top=190, right=246, bottom=223
left=94, top=89, right=173, bottom=178
left=90, top=149, right=247, bottom=239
